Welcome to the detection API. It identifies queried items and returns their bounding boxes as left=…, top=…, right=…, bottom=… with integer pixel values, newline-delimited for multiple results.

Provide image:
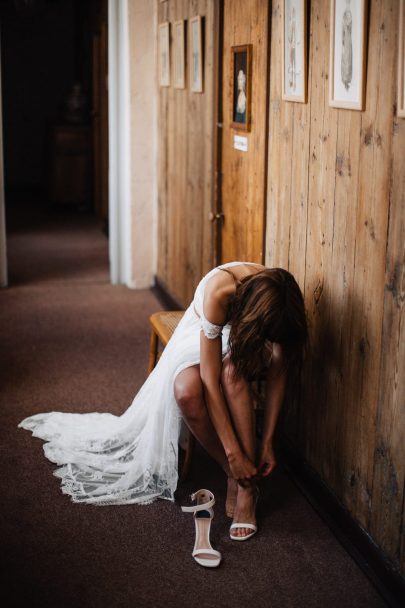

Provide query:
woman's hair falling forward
left=228, top=268, right=308, bottom=381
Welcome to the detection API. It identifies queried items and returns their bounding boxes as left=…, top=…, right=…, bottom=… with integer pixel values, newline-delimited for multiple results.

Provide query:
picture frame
left=174, top=20, right=185, bottom=89
left=158, top=22, right=170, bottom=87
left=231, top=44, right=252, bottom=131
left=329, top=0, right=368, bottom=110
left=190, top=16, right=203, bottom=93
left=282, top=0, right=308, bottom=103
left=398, top=0, right=405, bottom=118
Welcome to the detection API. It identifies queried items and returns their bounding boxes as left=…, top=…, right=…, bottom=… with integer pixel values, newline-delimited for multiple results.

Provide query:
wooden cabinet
left=49, top=125, right=92, bottom=205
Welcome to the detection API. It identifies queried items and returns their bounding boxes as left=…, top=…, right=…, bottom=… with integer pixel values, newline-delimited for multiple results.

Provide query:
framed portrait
left=158, top=22, right=170, bottom=87
left=190, top=16, right=203, bottom=93
left=231, top=44, right=252, bottom=131
left=329, top=0, right=368, bottom=110
left=282, top=0, right=308, bottom=102
left=174, top=20, right=185, bottom=89
left=398, top=0, right=405, bottom=118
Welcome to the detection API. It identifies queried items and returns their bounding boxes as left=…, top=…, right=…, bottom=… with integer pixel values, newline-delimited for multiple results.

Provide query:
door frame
left=108, top=0, right=133, bottom=286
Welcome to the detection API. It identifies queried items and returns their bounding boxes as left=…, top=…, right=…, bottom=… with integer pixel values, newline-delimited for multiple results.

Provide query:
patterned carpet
left=0, top=202, right=386, bottom=607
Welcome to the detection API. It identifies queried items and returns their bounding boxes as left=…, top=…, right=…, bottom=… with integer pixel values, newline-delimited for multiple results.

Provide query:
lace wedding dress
left=19, top=262, right=248, bottom=506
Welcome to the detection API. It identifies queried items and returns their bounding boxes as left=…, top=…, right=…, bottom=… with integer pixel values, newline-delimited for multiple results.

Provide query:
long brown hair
left=227, top=268, right=307, bottom=381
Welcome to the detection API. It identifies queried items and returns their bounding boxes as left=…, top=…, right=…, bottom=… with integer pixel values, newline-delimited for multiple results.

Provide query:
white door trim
left=108, top=0, right=133, bottom=286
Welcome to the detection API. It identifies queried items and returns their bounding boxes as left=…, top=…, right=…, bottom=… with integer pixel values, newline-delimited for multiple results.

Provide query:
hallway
left=0, top=208, right=388, bottom=608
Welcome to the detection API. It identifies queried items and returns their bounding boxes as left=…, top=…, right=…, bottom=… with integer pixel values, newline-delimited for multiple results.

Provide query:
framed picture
left=158, top=22, right=170, bottom=87
left=329, top=0, right=368, bottom=110
left=174, top=20, right=185, bottom=89
left=398, top=0, right=405, bottom=118
left=190, top=16, right=203, bottom=93
left=231, top=44, right=252, bottom=131
left=282, top=0, right=308, bottom=102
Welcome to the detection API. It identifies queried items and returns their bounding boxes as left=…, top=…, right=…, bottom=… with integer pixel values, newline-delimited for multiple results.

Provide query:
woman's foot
left=225, top=477, right=238, bottom=518
left=231, top=485, right=258, bottom=539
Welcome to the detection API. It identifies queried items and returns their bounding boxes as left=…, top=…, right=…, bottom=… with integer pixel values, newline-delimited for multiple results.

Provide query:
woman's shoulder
left=201, top=262, right=265, bottom=323
left=202, top=273, right=230, bottom=326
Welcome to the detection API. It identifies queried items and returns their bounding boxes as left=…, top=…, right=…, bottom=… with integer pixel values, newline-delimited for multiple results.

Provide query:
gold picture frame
left=231, top=44, right=252, bottom=132
left=329, top=0, right=368, bottom=111
left=282, top=0, right=308, bottom=103
left=158, top=22, right=170, bottom=87
left=190, top=16, right=203, bottom=93
left=174, top=20, right=185, bottom=89
left=398, top=0, right=405, bottom=118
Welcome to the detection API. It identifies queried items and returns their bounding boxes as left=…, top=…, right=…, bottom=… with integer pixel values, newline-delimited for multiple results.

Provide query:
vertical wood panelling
left=344, top=0, right=395, bottom=522
left=266, top=0, right=405, bottom=576
left=266, top=1, right=311, bottom=447
left=220, top=0, right=269, bottom=264
left=370, top=25, right=405, bottom=565
left=157, top=0, right=218, bottom=306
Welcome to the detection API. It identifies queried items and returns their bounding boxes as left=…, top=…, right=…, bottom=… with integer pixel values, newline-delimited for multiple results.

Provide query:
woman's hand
left=228, top=450, right=257, bottom=487
left=258, top=442, right=277, bottom=477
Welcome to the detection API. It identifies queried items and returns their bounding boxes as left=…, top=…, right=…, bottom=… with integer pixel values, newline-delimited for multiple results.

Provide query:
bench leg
left=148, top=330, right=158, bottom=374
left=180, top=429, right=195, bottom=481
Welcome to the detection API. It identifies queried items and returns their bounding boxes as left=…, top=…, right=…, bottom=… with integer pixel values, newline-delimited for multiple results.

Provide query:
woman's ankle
left=237, top=483, right=257, bottom=497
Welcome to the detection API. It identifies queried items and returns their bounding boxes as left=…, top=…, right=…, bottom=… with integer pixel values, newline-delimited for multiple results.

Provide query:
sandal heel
left=181, top=489, right=222, bottom=568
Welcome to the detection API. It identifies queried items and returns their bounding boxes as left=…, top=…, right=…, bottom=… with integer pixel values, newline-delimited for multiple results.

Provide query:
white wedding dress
left=19, top=262, right=250, bottom=506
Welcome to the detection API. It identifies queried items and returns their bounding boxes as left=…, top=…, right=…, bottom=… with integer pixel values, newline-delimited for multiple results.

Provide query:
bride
left=19, top=261, right=307, bottom=539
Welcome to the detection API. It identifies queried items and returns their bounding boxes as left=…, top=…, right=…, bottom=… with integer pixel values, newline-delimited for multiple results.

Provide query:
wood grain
left=266, top=0, right=405, bottom=575
left=220, top=0, right=269, bottom=264
left=157, top=0, right=218, bottom=306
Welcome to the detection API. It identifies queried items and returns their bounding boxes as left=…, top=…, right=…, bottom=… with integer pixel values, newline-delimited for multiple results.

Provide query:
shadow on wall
left=281, top=282, right=371, bottom=491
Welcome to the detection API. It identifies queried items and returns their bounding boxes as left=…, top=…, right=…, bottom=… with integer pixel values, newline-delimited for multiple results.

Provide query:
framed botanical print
left=231, top=44, right=252, bottom=131
left=282, top=0, right=308, bottom=102
left=329, top=0, right=368, bottom=110
left=159, top=22, right=170, bottom=87
left=174, top=20, right=185, bottom=89
left=190, top=16, right=203, bottom=93
left=398, top=0, right=405, bottom=117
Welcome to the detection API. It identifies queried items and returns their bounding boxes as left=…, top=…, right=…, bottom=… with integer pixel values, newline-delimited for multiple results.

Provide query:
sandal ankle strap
left=181, top=489, right=215, bottom=513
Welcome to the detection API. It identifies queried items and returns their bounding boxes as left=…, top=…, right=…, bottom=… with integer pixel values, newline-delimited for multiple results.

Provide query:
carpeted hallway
left=0, top=203, right=387, bottom=608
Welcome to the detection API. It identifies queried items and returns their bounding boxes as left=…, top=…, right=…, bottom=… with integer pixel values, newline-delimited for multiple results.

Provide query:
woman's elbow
left=199, top=372, right=220, bottom=395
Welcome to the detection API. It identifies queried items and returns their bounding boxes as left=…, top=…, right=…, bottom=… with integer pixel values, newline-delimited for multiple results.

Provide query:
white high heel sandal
left=181, top=489, right=222, bottom=568
left=229, top=487, right=259, bottom=541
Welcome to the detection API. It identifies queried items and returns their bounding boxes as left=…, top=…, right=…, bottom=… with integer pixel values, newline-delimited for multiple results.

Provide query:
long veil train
left=18, top=263, right=238, bottom=505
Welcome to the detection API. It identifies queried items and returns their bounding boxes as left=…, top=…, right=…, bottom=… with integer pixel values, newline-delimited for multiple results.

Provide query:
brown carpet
left=0, top=202, right=387, bottom=608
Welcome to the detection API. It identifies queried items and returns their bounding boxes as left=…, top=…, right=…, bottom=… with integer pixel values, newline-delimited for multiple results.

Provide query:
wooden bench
left=148, top=310, right=195, bottom=480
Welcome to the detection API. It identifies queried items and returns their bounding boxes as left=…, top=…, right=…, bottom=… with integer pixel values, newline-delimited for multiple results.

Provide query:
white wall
left=128, top=0, right=158, bottom=288
left=108, top=0, right=132, bottom=285
left=108, top=0, right=157, bottom=288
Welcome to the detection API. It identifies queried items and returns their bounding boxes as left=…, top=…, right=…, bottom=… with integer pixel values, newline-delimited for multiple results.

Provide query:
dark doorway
left=0, top=0, right=109, bottom=285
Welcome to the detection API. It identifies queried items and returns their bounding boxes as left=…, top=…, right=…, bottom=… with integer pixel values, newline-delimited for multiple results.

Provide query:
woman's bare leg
left=174, top=365, right=230, bottom=475
left=221, top=356, right=257, bottom=537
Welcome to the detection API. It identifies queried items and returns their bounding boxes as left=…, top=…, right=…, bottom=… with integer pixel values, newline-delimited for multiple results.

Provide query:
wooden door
left=219, top=0, right=269, bottom=263
left=157, top=0, right=220, bottom=306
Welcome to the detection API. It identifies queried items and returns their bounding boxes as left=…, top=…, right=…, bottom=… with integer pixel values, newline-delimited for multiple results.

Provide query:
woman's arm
left=199, top=333, right=239, bottom=458
left=200, top=333, right=257, bottom=485
left=199, top=280, right=257, bottom=485
left=259, top=343, right=287, bottom=476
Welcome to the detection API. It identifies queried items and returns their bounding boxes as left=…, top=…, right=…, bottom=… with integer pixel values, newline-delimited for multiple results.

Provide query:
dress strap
left=219, top=267, right=241, bottom=286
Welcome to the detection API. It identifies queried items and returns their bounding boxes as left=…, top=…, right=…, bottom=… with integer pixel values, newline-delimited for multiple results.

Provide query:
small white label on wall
left=233, top=135, right=248, bottom=152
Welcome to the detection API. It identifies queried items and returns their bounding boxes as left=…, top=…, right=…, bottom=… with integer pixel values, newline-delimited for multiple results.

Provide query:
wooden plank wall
left=220, top=0, right=269, bottom=264
left=157, top=0, right=218, bottom=306
left=266, top=0, right=405, bottom=575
